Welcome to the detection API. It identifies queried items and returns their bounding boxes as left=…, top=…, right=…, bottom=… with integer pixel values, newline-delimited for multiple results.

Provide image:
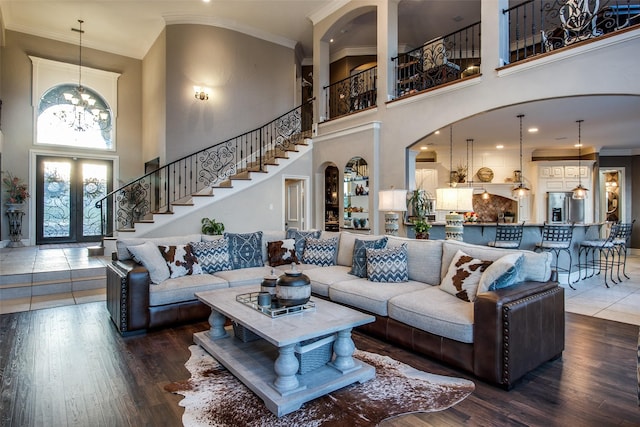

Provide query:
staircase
left=96, top=101, right=313, bottom=243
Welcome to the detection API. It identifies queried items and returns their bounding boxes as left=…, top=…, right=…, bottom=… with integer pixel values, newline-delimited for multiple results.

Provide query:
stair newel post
left=259, top=128, right=264, bottom=172
left=166, top=166, right=173, bottom=214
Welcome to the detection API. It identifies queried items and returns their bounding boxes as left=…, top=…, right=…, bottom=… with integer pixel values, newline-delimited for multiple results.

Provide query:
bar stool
left=575, top=223, right=619, bottom=288
left=612, top=219, right=635, bottom=282
left=487, top=222, right=524, bottom=249
left=534, top=223, right=575, bottom=288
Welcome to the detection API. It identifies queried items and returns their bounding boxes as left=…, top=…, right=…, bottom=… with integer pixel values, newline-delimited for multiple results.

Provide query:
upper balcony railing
left=95, top=100, right=313, bottom=237
left=323, top=66, right=377, bottom=121
left=393, top=21, right=481, bottom=99
left=504, top=0, right=640, bottom=63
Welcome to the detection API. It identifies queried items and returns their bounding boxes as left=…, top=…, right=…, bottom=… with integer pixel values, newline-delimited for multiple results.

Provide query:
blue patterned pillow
left=366, top=243, right=409, bottom=283
left=301, top=237, right=339, bottom=267
left=286, top=229, right=322, bottom=259
left=349, top=237, right=388, bottom=278
left=224, top=231, right=264, bottom=269
left=190, top=239, right=232, bottom=274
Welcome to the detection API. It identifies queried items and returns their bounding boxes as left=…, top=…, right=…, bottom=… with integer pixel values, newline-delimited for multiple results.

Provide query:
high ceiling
left=1, top=0, right=638, bottom=154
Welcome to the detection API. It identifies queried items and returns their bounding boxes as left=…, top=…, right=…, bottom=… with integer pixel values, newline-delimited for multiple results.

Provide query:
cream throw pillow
left=128, top=241, right=170, bottom=284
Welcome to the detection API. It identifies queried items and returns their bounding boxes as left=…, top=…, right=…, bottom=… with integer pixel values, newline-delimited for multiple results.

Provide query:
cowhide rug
left=165, top=345, right=475, bottom=426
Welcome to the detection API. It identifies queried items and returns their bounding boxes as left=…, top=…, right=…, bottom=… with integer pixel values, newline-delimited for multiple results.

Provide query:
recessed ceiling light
left=574, top=143, right=583, bottom=147
left=202, top=0, right=210, bottom=3
left=420, top=146, right=428, bottom=150
left=434, top=130, right=440, bottom=135
left=330, top=38, right=334, bottom=43
left=496, top=144, right=504, bottom=149
left=528, top=127, right=538, bottom=133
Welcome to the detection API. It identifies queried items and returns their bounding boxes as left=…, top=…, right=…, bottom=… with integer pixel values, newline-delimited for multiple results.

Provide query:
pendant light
left=52, top=20, right=111, bottom=132
left=572, top=120, right=588, bottom=200
left=512, top=114, right=530, bottom=199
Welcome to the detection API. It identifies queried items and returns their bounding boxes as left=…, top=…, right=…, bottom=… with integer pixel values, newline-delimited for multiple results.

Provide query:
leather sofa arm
left=473, top=281, right=565, bottom=389
left=106, top=260, right=151, bottom=334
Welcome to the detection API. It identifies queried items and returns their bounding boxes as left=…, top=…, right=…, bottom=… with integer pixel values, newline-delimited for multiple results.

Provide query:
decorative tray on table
left=236, top=292, right=316, bottom=318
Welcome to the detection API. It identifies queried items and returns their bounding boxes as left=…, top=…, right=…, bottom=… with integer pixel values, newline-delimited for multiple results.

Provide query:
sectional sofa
left=106, top=229, right=564, bottom=389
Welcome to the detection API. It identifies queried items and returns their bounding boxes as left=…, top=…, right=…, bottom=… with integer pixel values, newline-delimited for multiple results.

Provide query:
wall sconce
left=194, top=86, right=210, bottom=101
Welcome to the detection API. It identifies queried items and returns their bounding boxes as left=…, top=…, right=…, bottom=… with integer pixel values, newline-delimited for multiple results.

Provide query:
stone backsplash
left=472, top=194, right=518, bottom=222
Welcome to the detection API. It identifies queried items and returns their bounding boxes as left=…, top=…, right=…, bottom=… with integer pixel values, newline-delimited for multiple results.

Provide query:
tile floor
left=1, top=244, right=640, bottom=326
left=0, top=244, right=110, bottom=314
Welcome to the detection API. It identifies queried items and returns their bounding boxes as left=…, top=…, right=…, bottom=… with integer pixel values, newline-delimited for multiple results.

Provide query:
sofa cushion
left=388, top=287, right=474, bottom=344
left=286, top=229, right=322, bottom=259
left=441, top=240, right=553, bottom=283
left=224, top=231, right=263, bottom=269
left=158, top=244, right=203, bottom=278
left=477, top=253, right=524, bottom=294
left=213, top=266, right=273, bottom=288
left=117, top=234, right=202, bottom=261
left=440, top=249, right=493, bottom=302
left=386, top=236, right=443, bottom=285
left=366, top=243, right=409, bottom=283
left=149, top=274, right=229, bottom=306
left=336, top=231, right=387, bottom=267
left=303, top=265, right=353, bottom=297
left=190, top=239, right=232, bottom=274
left=329, top=278, right=429, bottom=316
left=302, top=236, right=339, bottom=267
left=267, top=239, right=299, bottom=267
left=349, top=237, right=388, bottom=278
left=127, top=241, right=170, bottom=284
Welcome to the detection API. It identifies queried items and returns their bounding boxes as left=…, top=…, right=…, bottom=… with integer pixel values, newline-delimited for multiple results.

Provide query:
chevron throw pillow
left=366, top=243, right=409, bottom=283
left=302, top=237, right=339, bottom=267
left=349, top=237, right=388, bottom=278
left=190, top=239, right=232, bottom=274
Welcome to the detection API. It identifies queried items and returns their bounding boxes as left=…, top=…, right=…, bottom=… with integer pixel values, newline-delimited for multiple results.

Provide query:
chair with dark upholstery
left=535, top=223, right=575, bottom=288
left=487, top=222, right=525, bottom=249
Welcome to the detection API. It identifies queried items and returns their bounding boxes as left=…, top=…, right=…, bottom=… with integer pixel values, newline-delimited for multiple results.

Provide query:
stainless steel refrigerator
left=546, top=192, right=584, bottom=223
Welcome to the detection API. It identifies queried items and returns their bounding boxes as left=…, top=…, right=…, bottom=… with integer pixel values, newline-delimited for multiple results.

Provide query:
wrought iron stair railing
left=95, top=99, right=313, bottom=236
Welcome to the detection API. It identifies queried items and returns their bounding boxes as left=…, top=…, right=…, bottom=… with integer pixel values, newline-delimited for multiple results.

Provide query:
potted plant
left=413, top=218, right=432, bottom=239
left=2, top=171, right=30, bottom=211
left=201, top=217, right=225, bottom=235
left=407, top=188, right=433, bottom=220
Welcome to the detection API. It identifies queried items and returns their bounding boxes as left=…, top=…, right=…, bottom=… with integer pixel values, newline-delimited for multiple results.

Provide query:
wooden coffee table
left=194, top=285, right=375, bottom=417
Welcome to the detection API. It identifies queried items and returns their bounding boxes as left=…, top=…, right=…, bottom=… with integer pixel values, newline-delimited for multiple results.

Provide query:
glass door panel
left=37, top=156, right=112, bottom=244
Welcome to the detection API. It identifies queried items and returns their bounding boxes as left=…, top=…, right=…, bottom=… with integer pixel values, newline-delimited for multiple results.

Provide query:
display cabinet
left=324, top=166, right=339, bottom=231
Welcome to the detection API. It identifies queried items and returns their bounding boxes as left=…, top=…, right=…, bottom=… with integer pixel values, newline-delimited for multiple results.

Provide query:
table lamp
left=436, top=187, right=474, bottom=240
left=378, top=188, right=407, bottom=236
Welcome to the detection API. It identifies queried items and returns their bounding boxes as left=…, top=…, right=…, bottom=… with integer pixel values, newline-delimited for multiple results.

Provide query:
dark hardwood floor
left=1, top=302, right=639, bottom=426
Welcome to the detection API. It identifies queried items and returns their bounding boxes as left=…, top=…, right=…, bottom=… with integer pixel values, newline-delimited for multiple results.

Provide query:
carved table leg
left=208, top=309, right=228, bottom=340
left=273, top=344, right=300, bottom=394
left=332, top=328, right=356, bottom=372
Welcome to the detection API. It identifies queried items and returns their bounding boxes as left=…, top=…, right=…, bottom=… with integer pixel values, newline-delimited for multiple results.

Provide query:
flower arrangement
left=464, top=211, right=478, bottom=222
left=2, top=171, right=30, bottom=204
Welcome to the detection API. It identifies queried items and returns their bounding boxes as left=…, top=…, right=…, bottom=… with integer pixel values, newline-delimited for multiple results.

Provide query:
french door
left=36, top=156, right=112, bottom=244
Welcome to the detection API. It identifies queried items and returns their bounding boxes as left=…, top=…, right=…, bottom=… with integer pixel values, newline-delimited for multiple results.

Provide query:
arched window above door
left=30, top=56, right=120, bottom=151
left=37, top=84, right=113, bottom=149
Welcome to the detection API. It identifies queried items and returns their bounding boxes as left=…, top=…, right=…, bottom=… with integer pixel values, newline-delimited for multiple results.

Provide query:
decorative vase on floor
left=6, top=203, right=25, bottom=248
